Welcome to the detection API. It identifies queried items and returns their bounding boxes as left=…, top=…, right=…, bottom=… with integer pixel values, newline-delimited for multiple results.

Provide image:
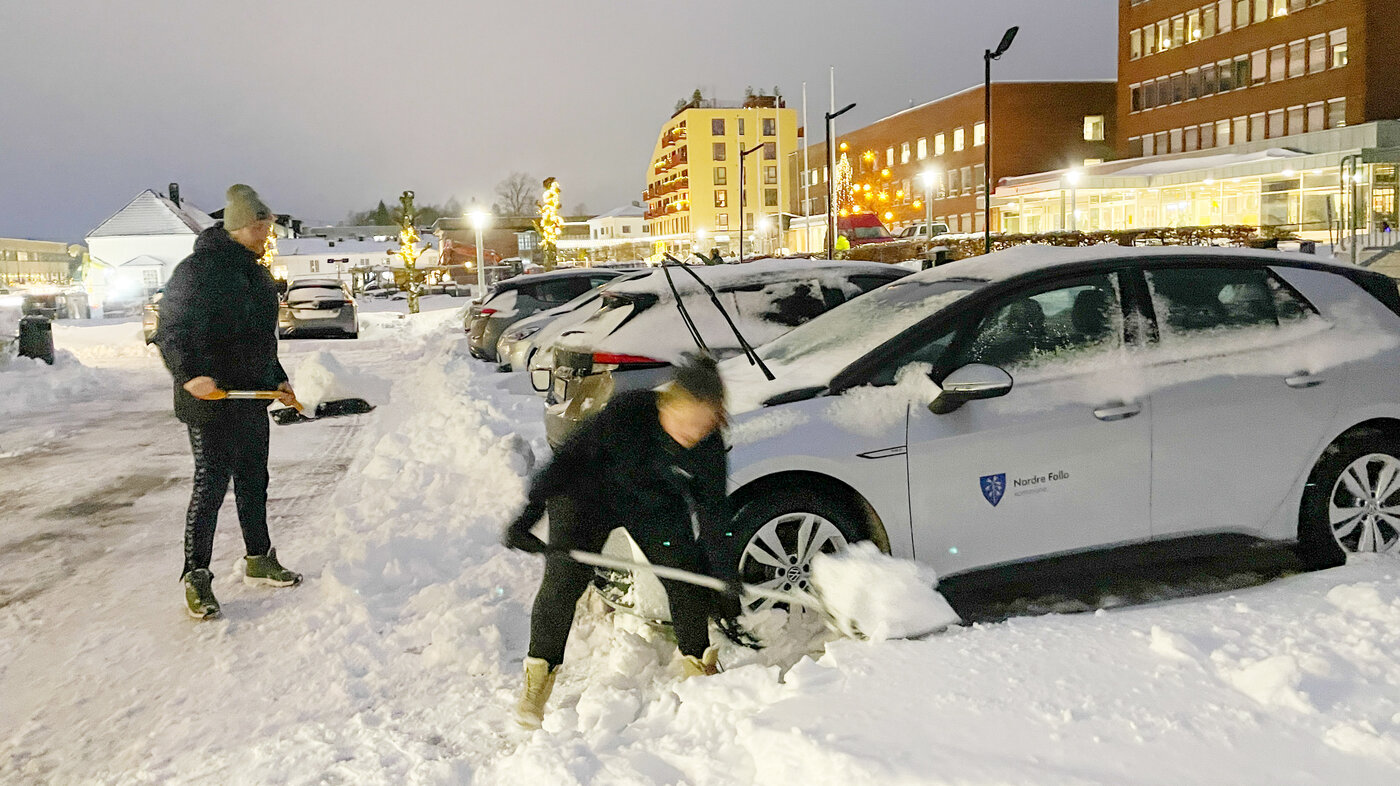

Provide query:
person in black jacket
left=504, top=354, right=733, bottom=729
left=157, top=184, right=302, bottom=621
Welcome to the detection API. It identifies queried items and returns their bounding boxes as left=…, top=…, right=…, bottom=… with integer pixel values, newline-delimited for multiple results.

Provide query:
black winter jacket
left=513, top=389, right=733, bottom=573
left=156, top=225, right=288, bottom=424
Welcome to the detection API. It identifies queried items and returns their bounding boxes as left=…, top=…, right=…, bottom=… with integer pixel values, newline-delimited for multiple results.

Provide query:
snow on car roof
left=605, top=258, right=897, bottom=298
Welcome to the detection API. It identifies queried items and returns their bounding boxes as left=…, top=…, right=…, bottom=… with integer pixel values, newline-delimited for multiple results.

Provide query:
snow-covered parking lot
left=3, top=303, right=1400, bottom=785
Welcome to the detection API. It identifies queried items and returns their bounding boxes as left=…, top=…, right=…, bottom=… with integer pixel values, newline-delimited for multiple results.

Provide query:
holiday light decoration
left=393, top=190, right=429, bottom=314
left=834, top=153, right=855, bottom=214
left=258, top=223, right=278, bottom=271
left=536, top=177, right=563, bottom=270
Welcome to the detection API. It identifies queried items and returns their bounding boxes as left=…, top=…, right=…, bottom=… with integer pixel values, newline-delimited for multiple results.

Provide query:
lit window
left=1327, top=97, right=1347, bottom=128
left=1130, top=28, right=1142, bottom=59
left=934, top=133, right=946, bottom=156
left=764, top=165, right=778, bottom=185
left=886, top=147, right=894, bottom=166
left=973, top=122, right=985, bottom=147
left=1083, top=115, right=1106, bottom=142
left=1330, top=29, right=1348, bottom=68
left=714, top=167, right=727, bottom=185
left=900, top=142, right=910, bottom=164
left=953, top=128, right=965, bottom=152
left=917, top=137, right=927, bottom=159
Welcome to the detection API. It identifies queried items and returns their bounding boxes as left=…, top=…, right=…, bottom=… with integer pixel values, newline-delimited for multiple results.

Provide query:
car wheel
left=1298, top=433, right=1400, bottom=569
left=729, top=487, right=859, bottom=616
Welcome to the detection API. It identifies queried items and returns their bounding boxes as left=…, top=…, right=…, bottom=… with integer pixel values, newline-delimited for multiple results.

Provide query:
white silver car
left=604, top=246, right=1400, bottom=622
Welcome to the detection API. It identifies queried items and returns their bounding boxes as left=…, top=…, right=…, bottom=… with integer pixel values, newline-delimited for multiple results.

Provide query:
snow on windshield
left=287, top=286, right=346, bottom=303
left=724, top=279, right=982, bottom=413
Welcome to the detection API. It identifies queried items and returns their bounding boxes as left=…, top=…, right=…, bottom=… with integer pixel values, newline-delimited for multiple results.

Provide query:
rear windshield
left=287, top=286, right=346, bottom=302
left=850, top=226, right=891, bottom=240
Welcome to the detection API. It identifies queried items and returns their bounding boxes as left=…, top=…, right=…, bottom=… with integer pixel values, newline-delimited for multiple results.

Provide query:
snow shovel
left=562, top=548, right=958, bottom=643
left=216, top=390, right=375, bottom=425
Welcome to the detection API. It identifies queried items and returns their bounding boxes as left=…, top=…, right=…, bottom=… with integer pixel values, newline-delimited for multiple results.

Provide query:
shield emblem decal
left=980, top=474, right=1006, bottom=507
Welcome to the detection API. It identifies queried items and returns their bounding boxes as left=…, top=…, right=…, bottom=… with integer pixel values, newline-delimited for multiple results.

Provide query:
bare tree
left=493, top=172, right=538, bottom=217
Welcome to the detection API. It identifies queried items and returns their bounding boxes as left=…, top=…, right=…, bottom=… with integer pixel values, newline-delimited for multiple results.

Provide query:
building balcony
left=653, top=149, right=688, bottom=174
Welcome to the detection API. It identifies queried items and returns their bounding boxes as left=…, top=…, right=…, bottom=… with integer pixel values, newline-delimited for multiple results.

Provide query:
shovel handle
left=565, top=549, right=824, bottom=610
left=222, top=390, right=305, bottom=412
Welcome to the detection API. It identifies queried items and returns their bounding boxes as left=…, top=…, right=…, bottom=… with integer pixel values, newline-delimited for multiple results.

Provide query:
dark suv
left=466, top=268, right=622, bottom=361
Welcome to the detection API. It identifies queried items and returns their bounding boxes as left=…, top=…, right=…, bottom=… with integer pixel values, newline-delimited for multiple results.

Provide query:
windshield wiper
left=658, top=261, right=709, bottom=354
left=663, top=254, right=775, bottom=381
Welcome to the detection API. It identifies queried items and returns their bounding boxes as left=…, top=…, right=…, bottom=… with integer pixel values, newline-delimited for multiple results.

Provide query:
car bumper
left=543, top=366, right=671, bottom=447
left=279, top=310, right=357, bottom=337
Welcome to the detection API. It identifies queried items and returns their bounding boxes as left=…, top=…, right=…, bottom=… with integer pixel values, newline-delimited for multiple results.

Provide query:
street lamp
left=984, top=26, right=1018, bottom=254
left=757, top=217, right=773, bottom=256
left=1064, top=168, right=1082, bottom=231
left=467, top=208, right=490, bottom=300
left=825, top=102, right=857, bottom=259
left=738, top=142, right=765, bottom=262
left=919, top=169, right=940, bottom=244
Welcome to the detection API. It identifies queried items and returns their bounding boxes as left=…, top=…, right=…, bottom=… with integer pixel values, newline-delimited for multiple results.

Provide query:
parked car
left=142, top=290, right=163, bottom=343
left=14, top=288, right=90, bottom=320
left=278, top=278, right=358, bottom=339
left=542, top=259, right=909, bottom=447
left=466, top=268, right=623, bottom=362
left=496, top=272, right=653, bottom=373
left=838, top=213, right=895, bottom=246
left=597, top=245, right=1400, bottom=625
left=898, top=222, right=951, bottom=241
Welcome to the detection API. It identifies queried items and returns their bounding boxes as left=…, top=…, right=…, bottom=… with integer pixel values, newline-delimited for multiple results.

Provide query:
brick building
left=794, top=81, right=1116, bottom=242
left=1121, top=0, right=1400, bottom=156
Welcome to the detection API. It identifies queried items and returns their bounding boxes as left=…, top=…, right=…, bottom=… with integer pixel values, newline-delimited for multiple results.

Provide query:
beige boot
left=680, top=645, right=721, bottom=678
left=514, top=657, right=557, bottom=729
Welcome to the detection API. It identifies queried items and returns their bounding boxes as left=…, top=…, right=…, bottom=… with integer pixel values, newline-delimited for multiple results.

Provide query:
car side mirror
left=531, top=368, right=552, bottom=393
left=929, top=363, right=1013, bottom=415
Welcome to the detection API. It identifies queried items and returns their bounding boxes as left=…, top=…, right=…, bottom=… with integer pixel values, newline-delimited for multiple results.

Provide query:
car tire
left=727, top=486, right=862, bottom=615
left=1298, top=432, right=1400, bottom=570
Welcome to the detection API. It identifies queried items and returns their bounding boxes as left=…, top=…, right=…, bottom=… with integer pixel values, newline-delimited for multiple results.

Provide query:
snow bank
left=810, top=542, right=960, bottom=640
left=0, top=349, right=137, bottom=417
left=289, top=350, right=391, bottom=411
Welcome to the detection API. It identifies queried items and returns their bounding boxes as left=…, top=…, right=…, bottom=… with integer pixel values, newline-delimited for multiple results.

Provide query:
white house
left=587, top=204, right=645, bottom=240
left=270, top=236, right=440, bottom=285
left=84, top=189, right=216, bottom=306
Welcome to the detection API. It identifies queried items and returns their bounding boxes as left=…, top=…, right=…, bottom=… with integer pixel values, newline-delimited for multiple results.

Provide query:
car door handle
left=1285, top=373, right=1325, bottom=389
left=1093, top=403, right=1141, bottom=422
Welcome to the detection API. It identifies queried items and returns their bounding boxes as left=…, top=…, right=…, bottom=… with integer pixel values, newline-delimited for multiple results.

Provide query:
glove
left=503, top=507, right=547, bottom=554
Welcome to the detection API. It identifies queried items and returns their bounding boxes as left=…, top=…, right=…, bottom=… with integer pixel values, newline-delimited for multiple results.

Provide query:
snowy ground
left=2, top=297, right=1400, bottom=784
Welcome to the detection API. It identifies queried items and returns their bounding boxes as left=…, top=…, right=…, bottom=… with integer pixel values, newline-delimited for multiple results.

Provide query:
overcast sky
left=0, top=0, right=1116, bottom=242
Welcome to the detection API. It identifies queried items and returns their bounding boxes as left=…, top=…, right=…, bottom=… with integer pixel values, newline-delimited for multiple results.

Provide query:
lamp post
left=984, top=26, right=1018, bottom=254
left=919, top=169, right=939, bottom=245
left=825, top=102, right=857, bottom=259
left=468, top=208, right=490, bottom=300
left=738, top=142, right=764, bottom=262
left=1065, top=168, right=1082, bottom=232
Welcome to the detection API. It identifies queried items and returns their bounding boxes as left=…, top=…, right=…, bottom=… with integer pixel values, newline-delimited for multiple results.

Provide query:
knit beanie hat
left=672, top=352, right=726, bottom=411
left=223, top=184, right=273, bottom=231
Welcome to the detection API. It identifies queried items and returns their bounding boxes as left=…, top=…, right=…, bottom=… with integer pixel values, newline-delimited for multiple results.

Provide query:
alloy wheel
left=1328, top=453, right=1400, bottom=554
left=737, top=512, right=849, bottom=613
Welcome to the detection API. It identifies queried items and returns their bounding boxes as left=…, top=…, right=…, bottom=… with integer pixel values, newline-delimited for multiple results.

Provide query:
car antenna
left=658, top=256, right=709, bottom=354
left=663, top=254, right=775, bottom=381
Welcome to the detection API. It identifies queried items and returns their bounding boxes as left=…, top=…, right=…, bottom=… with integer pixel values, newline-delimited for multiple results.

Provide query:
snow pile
left=811, top=542, right=960, bottom=641
left=0, top=349, right=137, bottom=417
left=289, top=350, right=390, bottom=411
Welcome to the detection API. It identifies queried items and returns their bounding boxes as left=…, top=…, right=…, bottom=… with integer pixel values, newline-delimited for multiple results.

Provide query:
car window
left=588, top=275, right=616, bottom=288
left=954, top=274, right=1123, bottom=371
left=526, top=277, right=593, bottom=304
left=1145, top=266, right=1312, bottom=339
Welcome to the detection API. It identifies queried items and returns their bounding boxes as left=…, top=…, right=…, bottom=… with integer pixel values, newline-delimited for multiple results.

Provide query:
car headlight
left=506, top=326, right=541, bottom=341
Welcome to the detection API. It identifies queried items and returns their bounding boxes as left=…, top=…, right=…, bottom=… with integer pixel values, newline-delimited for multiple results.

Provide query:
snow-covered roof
left=116, top=254, right=176, bottom=269
left=274, top=236, right=438, bottom=257
left=87, top=190, right=215, bottom=239
left=588, top=205, right=645, bottom=221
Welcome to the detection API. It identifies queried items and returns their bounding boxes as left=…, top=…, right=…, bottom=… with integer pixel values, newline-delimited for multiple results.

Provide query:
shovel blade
left=270, top=397, right=375, bottom=425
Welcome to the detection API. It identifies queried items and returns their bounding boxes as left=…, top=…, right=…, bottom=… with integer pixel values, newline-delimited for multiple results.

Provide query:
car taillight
left=479, top=308, right=498, bottom=316
left=592, top=352, right=665, bottom=369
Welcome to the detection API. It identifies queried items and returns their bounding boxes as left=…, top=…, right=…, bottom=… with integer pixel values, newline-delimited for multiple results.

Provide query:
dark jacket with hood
left=512, top=389, right=733, bottom=575
left=156, top=225, right=288, bottom=425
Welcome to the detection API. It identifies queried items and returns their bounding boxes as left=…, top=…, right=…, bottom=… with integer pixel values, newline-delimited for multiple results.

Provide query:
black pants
left=182, top=407, right=272, bottom=577
left=528, top=513, right=717, bottom=667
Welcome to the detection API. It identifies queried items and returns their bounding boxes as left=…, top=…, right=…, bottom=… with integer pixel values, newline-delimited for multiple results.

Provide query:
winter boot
left=183, top=568, right=221, bottom=620
left=244, top=548, right=302, bottom=587
left=514, top=657, right=558, bottom=730
left=680, top=645, right=720, bottom=678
